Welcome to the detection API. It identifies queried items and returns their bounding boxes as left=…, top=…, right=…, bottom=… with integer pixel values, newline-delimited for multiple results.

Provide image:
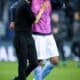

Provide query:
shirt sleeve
left=9, top=2, right=18, bottom=22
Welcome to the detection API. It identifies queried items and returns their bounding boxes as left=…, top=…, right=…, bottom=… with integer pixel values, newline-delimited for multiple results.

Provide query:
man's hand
left=10, top=22, right=15, bottom=31
left=40, top=1, right=49, bottom=10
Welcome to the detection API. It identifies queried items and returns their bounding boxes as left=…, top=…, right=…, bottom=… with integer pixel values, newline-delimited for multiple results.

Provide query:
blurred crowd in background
left=0, top=0, right=80, bottom=65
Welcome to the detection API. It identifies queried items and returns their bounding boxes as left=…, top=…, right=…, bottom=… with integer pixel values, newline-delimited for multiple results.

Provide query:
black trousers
left=14, top=33, right=38, bottom=80
left=55, top=39, right=66, bottom=61
left=71, top=41, right=80, bottom=57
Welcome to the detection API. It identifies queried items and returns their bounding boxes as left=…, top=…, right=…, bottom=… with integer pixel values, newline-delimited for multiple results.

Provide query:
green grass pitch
left=0, top=60, right=80, bottom=80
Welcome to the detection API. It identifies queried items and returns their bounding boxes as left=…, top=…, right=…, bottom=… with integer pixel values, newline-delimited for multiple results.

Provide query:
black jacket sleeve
left=24, top=3, right=35, bottom=23
left=9, top=2, right=18, bottom=22
left=15, top=1, right=35, bottom=24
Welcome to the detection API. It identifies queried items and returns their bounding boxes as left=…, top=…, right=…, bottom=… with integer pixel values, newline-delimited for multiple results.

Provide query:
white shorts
left=32, top=34, right=59, bottom=60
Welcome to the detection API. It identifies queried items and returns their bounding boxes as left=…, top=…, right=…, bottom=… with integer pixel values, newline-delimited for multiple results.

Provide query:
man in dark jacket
left=10, top=0, right=38, bottom=80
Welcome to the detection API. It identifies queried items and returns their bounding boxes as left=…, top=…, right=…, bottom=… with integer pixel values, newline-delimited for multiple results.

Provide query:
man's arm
left=34, top=6, right=45, bottom=23
left=24, top=2, right=47, bottom=24
left=9, top=2, right=18, bottom=30
left=34, top=2, right=48, bottom=23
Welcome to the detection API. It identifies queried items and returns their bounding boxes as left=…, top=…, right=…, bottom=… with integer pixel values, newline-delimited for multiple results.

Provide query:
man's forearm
left=34, top=9, right=44, bottom=23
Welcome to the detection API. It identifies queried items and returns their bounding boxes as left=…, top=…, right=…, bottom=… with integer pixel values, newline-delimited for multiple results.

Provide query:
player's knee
left=50, top=56, right=59, bottom=65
